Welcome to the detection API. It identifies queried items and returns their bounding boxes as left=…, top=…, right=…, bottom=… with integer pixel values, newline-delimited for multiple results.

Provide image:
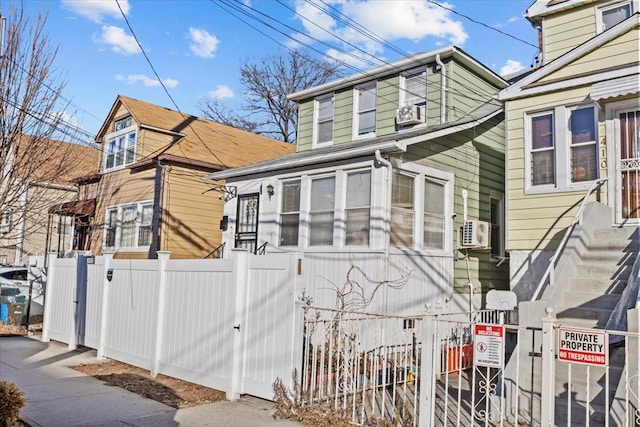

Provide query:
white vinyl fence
left=42, top=251, right=303, bottom=400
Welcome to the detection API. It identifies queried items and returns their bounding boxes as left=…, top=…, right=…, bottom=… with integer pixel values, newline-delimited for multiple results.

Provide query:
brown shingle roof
left=99, top=95, right=295, bottom=169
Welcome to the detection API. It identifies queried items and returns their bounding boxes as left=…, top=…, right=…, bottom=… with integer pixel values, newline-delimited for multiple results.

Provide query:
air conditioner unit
left=460, top=220, right=490, bottom=248
left=396, top=105, right=425, bottom=125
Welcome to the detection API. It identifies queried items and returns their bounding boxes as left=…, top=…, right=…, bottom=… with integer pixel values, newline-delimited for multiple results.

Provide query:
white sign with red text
left=473, top=323, right=504, bottom=368
left=558, top=328, right=607, bottom=366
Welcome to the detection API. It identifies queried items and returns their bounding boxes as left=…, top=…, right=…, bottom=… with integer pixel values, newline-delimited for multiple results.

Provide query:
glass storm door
left=235, top=193, right=259, bottom=254
left=617, top=110, right=640, bottom=222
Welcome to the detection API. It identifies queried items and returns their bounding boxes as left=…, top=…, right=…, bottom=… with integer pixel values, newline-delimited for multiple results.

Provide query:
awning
left=48, top=199, right=96, bottom=216
left=591, top=74, right=640, bottom=101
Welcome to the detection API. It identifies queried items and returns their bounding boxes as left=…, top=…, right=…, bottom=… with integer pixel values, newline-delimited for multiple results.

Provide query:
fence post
left=97, top=252, right=114, bottom=360
left=291, top=299, right=306, bottom=391
left=419, top=314, right=438, bottom=427
left=228, top=251, right=249, bottom=400
left=41, top=252, right=58, bottom=343
left=151, top=251, right=171, bottom=377
left=540, top=307, right=556, bottom=427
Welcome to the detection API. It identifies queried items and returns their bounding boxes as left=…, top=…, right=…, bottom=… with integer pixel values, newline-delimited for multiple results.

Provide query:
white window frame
left=353, top=82, right=377, bottom=139
left=390, top=164, right=453, bottom=254
left=308, top=174, right=336, bottom=246
left=344, top=169, right=371, bottom=246
left=313, top=95, right=335, bottom=148
left=103, top=200, right=153, bottom=251
left=596, top=0, right=637, bottom=33
left=400, top=67, right=427, bottom=107
left=524, top=104, right=600, bottom=194
left=102, top=123, right=137, bottom=173
left=279, top=179, right=301, bottom=247
left=490, top=192, right=505, bottom=259
left=0, top=209, right=12, bottom=233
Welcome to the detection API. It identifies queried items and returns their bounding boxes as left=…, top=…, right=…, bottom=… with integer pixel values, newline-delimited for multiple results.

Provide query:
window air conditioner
left=396, top=105, right=425, bottom=125
left=460, top=220, right=490, bottom=248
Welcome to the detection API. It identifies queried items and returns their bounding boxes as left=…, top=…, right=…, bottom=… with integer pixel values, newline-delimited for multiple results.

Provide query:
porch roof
left=48, top=199, right=96, bottom=217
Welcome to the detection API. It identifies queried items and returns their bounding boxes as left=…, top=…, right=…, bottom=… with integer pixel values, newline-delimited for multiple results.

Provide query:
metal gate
left=235, top=193, right=259, bottom=253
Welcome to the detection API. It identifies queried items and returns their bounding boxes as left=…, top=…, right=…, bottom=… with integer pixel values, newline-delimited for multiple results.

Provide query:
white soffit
left=591, top=74, right=640, bottom=101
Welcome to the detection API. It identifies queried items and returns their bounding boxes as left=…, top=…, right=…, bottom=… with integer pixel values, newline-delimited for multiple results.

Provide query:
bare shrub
left=0, top=381, right=26, bottom=427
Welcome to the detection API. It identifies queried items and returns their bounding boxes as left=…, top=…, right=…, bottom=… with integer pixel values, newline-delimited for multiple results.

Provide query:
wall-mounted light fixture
left=266, top=184, right=274, bottom=200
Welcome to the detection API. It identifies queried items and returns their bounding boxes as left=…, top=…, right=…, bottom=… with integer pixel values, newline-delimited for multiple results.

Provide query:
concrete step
left=578, top=249, right=637, bottom=264
left=575, top=262, right=633, bottom=280
left=558, top=292, right=620, bottom=311
left=556, top=307, right=613, bottom=328
left=593, top=226, right=640, bottom=241
left=568, top=278, right=627, bottom=295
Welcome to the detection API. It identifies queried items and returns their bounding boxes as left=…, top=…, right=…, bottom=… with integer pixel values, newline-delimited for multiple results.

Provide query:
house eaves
left=525, top=0, right=593, bottom=25
left=288, top=46, right=507, bottom=102
left=128, top=153, right=226, bottom=172
left=208, top=100, right=502, bottom=181
left=499, top=13, right=640, bottom=101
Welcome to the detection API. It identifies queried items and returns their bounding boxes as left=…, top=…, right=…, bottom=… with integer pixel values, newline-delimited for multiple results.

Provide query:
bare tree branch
left=200, top=50, right=343, bottom=143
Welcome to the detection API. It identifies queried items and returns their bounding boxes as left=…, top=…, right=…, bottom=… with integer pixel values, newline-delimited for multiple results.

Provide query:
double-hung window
left=526, top=105, right=599, bottom=192
left=279, top=180, right=301, bottom=246
left=104, top=116, right=137, bottom=172
left=569, top=107, right=598, bottom=182
left=345, top=170, right=371, bottom=245
left=598, top=1, right=634, bottom=32
left=315, top=95, right=334, bottom=147
left=309, top=176, right=336, bottom=246
left=355, top=82, right=377, bottom=137
left=530, top=112, right=556, bottom=186
left=423, top=178, right=445, bottom=250
left=391, top=171, right=415, bottom=247
left=103, top=201, right=153, bottom=250
left=402, top=68, right=427, bottom=107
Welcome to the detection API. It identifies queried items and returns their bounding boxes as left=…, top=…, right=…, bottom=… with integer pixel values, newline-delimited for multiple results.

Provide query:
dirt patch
left=72, top=360, right=226, bottom=409
left=0, top=319, right=43, bottom=337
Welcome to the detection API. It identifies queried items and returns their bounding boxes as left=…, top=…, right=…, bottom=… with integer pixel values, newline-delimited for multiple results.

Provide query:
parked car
left=0, top=266, right=46, bottom=316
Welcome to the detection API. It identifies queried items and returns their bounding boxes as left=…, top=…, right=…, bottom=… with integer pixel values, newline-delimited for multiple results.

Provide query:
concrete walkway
left=0, top=336, right=302, bottom=427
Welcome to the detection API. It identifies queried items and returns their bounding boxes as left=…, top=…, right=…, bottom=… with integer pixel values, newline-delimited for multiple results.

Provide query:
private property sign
left=558, top=328, right=607, bottom=366
left=473, top=323, right=504, bottom=368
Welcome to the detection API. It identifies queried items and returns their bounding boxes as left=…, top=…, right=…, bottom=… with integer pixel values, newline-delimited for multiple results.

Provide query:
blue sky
left=9, top=0, right=539, bottom=140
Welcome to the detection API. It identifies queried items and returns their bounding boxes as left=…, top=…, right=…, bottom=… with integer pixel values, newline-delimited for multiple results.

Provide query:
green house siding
left=376, top=76, right=400, bottom=138
left=296, top=102, right=314, bottom=151
left=448, top=61, right=500, bottom=122
left=404, top=114, right=508, bottom=293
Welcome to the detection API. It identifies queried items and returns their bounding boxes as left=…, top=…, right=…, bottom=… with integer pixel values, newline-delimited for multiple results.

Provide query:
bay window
left=103, top=201, right=153, bottom=250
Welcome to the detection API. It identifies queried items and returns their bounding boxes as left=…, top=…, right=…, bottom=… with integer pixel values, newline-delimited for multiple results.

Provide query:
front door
left=235, top=193, right=259, bottom=254
left=615, top=108, right=640, bottom=223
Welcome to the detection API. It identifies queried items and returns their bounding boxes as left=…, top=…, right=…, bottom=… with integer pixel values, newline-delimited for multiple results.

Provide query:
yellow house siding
left=506, top=86, right=609, bottom=251
left=540, top=27, right=640, bottom=83
left=136, top=128, right=176, bottom=162
left=543, top=5, right=596, bottom=62
left=162, top=166, right=223, bottom=259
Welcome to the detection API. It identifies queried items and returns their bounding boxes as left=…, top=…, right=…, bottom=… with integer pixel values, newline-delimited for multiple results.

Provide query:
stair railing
left=205, top=242, right=225, bottom=259
left=530, top=177, right=608, bottom=301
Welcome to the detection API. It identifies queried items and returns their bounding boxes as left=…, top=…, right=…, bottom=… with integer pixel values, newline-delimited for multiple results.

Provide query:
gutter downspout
left=375, top=149, right=392, bottom=314
left=435, top=54, right=447, bottom=124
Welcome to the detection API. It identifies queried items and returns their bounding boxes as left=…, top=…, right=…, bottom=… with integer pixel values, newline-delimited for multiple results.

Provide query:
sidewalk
left=0, top=336, right=302, bottom=427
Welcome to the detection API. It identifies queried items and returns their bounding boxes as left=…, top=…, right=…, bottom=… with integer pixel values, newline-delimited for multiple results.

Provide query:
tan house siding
left=543, top=5, right=596, bottom=62
left=161, top=167, right=223, bottom=259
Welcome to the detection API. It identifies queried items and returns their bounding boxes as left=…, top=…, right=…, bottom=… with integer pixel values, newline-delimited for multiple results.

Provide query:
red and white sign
left=473, top=323, right=504, bottom=368
left=558, top=328, right=607, bottom=366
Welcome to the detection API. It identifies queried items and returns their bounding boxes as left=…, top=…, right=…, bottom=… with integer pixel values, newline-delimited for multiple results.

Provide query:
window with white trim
left=526, top=104, right=599, bottom=192
left=391, top=171, right=415, bottom=247
left=345, top=170, right=371, bottom=245
left=597, top=1, right=634, bottom=33
left=103, top=117, right=137, bottom=172
left=0, top=209, right=12, bottom=233
left=401, top=68, right=427, bottom=107
left=355, top=82, right=377, bottom=137
left=314, top=95, right=334, bottom=147
left=490, top=194, right=505, bottom=258
left=279, top=180, right=301, bottom=246
left=309, top=175, right=336, bottom=246
left=423, top=178, right=445, bottom=250
left=103, top=201, right=153, bottom=250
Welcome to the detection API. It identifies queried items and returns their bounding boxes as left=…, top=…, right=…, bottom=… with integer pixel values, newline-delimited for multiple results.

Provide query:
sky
left=5, top=0, right=540, bottom=141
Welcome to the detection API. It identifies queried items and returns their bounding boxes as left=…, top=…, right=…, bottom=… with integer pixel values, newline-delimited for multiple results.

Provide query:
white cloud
left=61, top=0, right=130, bottom=23
left=294, top=0, right=468, bottom=57
left=207, top=85, right=234, bottom=100
left=98, top=25, right=141, bottom=56
left=189, top=27, right=219, bottom=59
left=115, top=74, right=179, bottom=88
left=500, top=59, right=525, bottom=76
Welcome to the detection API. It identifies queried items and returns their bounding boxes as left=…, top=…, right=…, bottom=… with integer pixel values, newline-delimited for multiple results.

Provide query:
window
left=345, top=170, right=371, bottom=245
left=315, top=96, right=334, bottom=146
left=530, top=112, right=555, bottom=186
left=598, top=1, right=633, bottom=32
left=401, top=69, right=427, bottom=107
left=103, top=201, right=153, bottom=250
left=115, top=116, right=132, bottom=131
left=490, top=194, right=505, bottom=258
left=423, top=178, right=445, bottom=249
left=309, top=176, right=335, bottom=246
left=1, top=209, right=12, bottom=232
left=279, top=180, right=301, bottom=246
left=355, top=82, right=377, bottom=136
left=391, top=172, right=415, bottom=246
left=570, top=107, right=598, bottom=182
left=526, top=105, right=599, bottom=193
left=104, top=122, right=137, bottom=172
